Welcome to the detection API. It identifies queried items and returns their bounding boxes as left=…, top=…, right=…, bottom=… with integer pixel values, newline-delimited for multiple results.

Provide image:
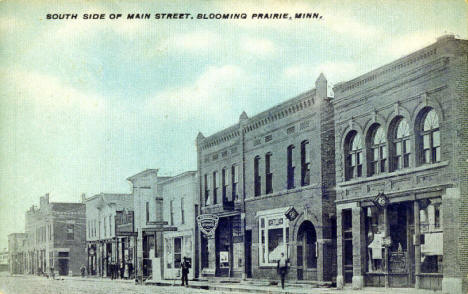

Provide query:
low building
left=159, top=171, right=199, bottom=280
left=84, top=193, right=133, bottom=278
left=332, top=35, right=468, bottom=293
left=8, top=233, right=26, bottom=274
left=23, top=194, right=86, bottom=276
left=0, top=248, right=8, bottom=271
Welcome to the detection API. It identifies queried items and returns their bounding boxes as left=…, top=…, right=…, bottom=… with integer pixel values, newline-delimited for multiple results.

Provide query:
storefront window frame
left=258, top=213, right=290, bottom=267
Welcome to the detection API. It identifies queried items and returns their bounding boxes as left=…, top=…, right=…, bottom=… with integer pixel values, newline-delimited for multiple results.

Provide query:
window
left=181, top=198, right=185, bottom=225
left=419, top=198, right=443, bottom=273
left=421, top=109, right=440, bottom=164
left=393, top=119, right=411, bottom=171
left=213, top=171, right=218, bottom=204
left=66, top=221, right=74, bottom=240
left=259, top=215, right=289, bottom=266
left=265, top=153, right=273, bottom=194
left=146, top=202, right=149, bottom=223
left=232, top=165, right=239, bottom=201
left=170, top=200, right=174, bottom=226
left=287, top=145, right=295, bottom=189
left=345, top=132, right=362, bottom=180
left=254, top=156, right=261, bottom=196
left=222, top=168, right=229, bottom=203
left=368, top=126, right=387, bottom=176
left=174, top=237, right=182, bottom=268
left=301, top=141, right=310, bottom=186
left=109, top=215, right=112, bottom=236
left=103, top=216, right=107, bottom=236
left=204, top=174, right=210, bottom=205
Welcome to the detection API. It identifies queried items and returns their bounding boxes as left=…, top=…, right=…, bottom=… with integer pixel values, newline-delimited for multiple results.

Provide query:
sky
left=0, top=0, right=466, bottom=249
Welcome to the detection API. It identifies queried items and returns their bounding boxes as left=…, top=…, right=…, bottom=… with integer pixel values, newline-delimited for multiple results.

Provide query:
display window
left=259, top=214, right=289, bottom=266
left=419, top=198, right=443, bottom=273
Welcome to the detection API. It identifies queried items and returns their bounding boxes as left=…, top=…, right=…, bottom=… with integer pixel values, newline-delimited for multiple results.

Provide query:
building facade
left=332, top=35, right=468, bottom=294
left=127, top=169, right=172, bottom=280
left=84, top=193, right=133, bottom=278
left=196, top=74, right=337, bottom=282
left=23, top=194, right=86, bottom=276
left=8, top=233, right=26, bottom=274
left=160, top=171, right=199, bottom=280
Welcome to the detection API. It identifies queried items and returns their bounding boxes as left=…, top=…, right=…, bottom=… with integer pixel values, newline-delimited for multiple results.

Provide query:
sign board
left=285, top=207, right=299, bottom=221
left=197, top=214, right=219, bottom=236
left=220, top=251, right=229, bottom=263
left=372, top=192, right=388, bottom=209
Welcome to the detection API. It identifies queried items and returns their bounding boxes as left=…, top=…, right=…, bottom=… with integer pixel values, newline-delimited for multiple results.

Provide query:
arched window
left=368, top=126, right=387, bottom=176
left=393, top=119, right=410, bottom=170
left=421, top=109, right=440, bottom=164
left=345, top=132, right=362, bottom=180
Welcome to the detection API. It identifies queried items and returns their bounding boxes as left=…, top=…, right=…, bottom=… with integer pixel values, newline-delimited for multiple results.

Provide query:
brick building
left=332, top=35, right=468, bottom=293
left=23, top=194, right=86, bottom=276
left=196, top=74, right=336, bottom=282
left=160, top=171, right=199, bottom=280
left=84, top=193, right=133, bottom=278
left=8, top=233, right=26, bottom=274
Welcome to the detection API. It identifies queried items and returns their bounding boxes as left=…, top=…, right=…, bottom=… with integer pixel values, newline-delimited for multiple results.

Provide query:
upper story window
left=392, top=119, right=411, bottom=171
left=368, top=126, right=387, bottom=176
left=301, top=140, right=310, bottom=186
left=254, top=156, right=261, bottom=196
left=287, top=145, right=295, bottom=189
left=146, top=201, right=149, bottom=223
left=204, top=174, right=211, bottom=205
left=265, top=153, right=273, bottom=194
left=222, top=168, right=229, bottom=203
left=345, top=132, right=362, bottom=180
left=232, top=165, right=239, bottom=201
left=421, top=109, right=440, bottom=164
left=213, top=171, right=219, bottom=204
left=66, top=221, right=74, bottom=241
left=181, top=197, right=185, bottom=225
left=170, top=200, right=174, bottom=225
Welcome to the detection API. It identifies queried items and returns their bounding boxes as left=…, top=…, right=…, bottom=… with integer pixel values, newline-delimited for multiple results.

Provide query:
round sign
left=197, top=214, right=219, bottom=236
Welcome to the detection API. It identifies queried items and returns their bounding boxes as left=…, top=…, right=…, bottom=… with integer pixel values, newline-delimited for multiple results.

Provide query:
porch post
left=414, top=200, right=421, bottom=289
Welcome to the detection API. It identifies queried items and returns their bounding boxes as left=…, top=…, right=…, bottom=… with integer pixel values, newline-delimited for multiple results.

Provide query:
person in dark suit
left=277, top=252, right=289, bottom=290
left=181, top=257, right=191, bottom=286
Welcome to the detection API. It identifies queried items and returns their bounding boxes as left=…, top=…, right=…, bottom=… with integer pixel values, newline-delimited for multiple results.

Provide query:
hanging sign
left=372, top=192, right=388, bottom=209
left=197, top=214, right=219, bottom=236
left=285, top=207, right=299, bottom=221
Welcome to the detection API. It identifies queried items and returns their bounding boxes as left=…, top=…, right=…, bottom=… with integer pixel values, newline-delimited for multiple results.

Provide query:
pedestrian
left=181, top=257, right=191, bottom=287
left=49, top=266, right=55, bottom=280
left=80, top=264, right=86, bottom=278
left=277, top=252, right=289, bottom=290
left=110, top=261, right=115, bottom=280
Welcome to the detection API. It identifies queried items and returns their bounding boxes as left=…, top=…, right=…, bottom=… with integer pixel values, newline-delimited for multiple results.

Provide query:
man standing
left=277, top=252, right=289, bottom=290
left=181, top=257, right=191, bottom=287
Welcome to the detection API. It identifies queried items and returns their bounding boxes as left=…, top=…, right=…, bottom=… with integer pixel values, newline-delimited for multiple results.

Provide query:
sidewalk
left=146, top=278, right=442, bottom=294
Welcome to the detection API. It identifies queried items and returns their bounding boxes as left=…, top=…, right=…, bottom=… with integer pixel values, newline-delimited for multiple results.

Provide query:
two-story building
left=84, top=193, right=132, bottom=277
left=127, top=169, right=172, bottom=280
left=24, top=194, right=86, bottom=276
left=160, top=171, right=199, bottom=280
left=332, top=35, right=468, bottom=294
left=196, top=74, right=337, bottom=282
left=8, top=233, right=26, bottom=274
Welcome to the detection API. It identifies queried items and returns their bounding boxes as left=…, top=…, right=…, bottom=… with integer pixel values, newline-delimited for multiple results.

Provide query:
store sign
left=285, top=207, right=299, bottom=221
left=197, top=214, right=219, bottom=236
left=372, top=192, right=388, bottom=209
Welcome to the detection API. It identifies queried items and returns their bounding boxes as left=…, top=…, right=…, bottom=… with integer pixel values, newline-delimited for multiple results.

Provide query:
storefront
left=163, top=231, right=194, bottom=280
left=337, top=191, right=448, bottom=291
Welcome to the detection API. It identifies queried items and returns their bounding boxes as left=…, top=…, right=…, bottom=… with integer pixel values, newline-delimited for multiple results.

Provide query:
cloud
left=240, top=37, right=276, bottom=57
left=157, top=30, right=222, bottom=54
left=3, top=69, right=105, bottom=113
left=147, top=65, right=245, bottom=121
left=384, top=31, right=441, bottom=58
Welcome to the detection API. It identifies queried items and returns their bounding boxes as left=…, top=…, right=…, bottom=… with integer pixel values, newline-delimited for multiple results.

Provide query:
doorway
left=296, top=221, right=317, bottom=280
left=245, top=230, right=252, bottom=278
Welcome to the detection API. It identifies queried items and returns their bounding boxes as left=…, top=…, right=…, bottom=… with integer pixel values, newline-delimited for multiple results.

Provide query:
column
left=336, top=207, right=344, bottom=289
left=207, top=235, right=216, bottom=276
left=414, top=201, right=421, bottom=289
left=384, top=206, right=389, bottom=288
left=352, top=206, right=365, bottom=290
left=136, top=230, right=144, bottom=279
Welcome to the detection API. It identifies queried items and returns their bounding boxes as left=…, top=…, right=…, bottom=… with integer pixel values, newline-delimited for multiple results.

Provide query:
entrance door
left=245, top=230, right=252, bottom=278
left=216, top=218, right=232, bottom=277
left=296, top=221, right=317, bottom=280
left=342, top=210, right=353, bottom=284
left=58, top=259, right=69, bottom=276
